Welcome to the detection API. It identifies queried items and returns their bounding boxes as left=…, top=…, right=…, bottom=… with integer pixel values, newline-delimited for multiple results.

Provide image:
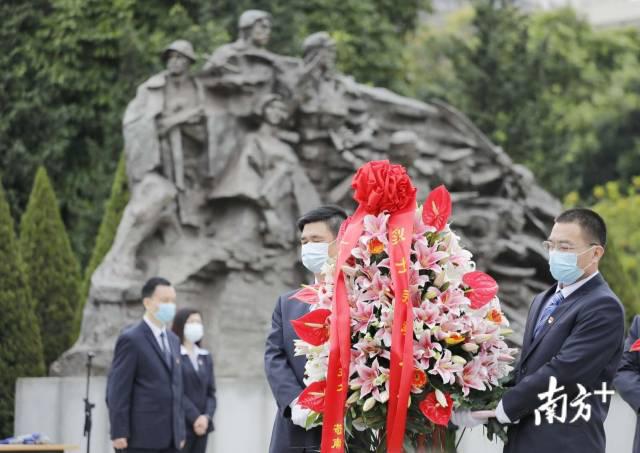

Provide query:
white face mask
left=301, top=242, right=330, bottom=274
left=184, top=322, right=204, bottom=343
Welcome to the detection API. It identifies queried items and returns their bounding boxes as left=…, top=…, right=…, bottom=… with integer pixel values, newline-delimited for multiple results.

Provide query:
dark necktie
left=533, top=291, right=565, bottom=339
left=159, top=331, right=172, bottom=367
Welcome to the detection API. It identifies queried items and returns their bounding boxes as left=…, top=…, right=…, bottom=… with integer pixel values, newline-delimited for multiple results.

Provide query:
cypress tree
left=0, top=181, right=45, bottom=437
left=76, top=153, right=129, bottom=335
left=19, top=167, right=81, bottom=369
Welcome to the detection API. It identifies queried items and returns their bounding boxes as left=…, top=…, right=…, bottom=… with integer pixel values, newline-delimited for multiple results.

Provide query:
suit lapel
left=196, top=354, right=208, bottom=385
left=141, top=322, right=172, bottom=373
left=291, top=296, right=311, bottom=318
left=183, top=350, right=206, bottom=387
left=520, top=274, right=605, bottom=365
left=521, top=286, right=557, bottom=354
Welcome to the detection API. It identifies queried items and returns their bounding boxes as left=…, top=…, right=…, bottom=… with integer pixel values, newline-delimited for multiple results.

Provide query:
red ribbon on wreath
left=321, top=160, right=417, bottom=453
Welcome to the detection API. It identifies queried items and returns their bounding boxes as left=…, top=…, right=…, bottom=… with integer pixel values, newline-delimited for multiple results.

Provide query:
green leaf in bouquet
left=361, top=407, right=386, bottom=431
left=485, top=418, right=509, bottom=445
left=304, top=411, right=322, bottom=429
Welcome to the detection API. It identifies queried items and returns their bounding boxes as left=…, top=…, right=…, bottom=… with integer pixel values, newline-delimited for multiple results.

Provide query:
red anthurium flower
left=290, top=284, right=320, bottom=305
left=422, top=185, right=452, bottom=232
left=463, top=271, right=499, bottom=309
left=290, top=309, right=331, bottom=346
left=419, top=390, right=453, bottom=426
left=298, top=380, right=327, bottom=412
left=630, top=339, right=640, bottom=352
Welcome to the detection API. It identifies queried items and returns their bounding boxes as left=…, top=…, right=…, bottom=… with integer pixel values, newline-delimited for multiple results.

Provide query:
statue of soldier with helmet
left=98, top=39, right=214, bottom=287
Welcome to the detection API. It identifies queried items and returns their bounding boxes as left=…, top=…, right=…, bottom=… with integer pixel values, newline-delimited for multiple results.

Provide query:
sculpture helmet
left=390, top=130, right=419, bottom=146
left=162, top=39, right=196, bottom=63
left=302, top=32, right=336, bottom=55
left=238, top=9, right=272, bottom=29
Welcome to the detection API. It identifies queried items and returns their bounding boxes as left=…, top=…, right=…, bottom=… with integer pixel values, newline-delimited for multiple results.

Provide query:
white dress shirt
left=496, top=271, right=600, bottom=424
left=180, top=344, right=208, bottom=371
left=143, top=315, right=169, bottom=351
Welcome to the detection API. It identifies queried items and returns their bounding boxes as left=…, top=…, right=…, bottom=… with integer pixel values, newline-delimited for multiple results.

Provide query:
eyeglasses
left=542, top=241, right=598, bottom=253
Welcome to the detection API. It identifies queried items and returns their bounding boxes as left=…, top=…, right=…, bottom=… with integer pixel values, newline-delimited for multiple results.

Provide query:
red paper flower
left=630, top=339, right=640, bottom=352
left=298, top=380, right=327, bottom=412
left=291, top=309, right=331, bottom=346
left=463, top=271, right=499, bottom=309
left=422, top=185, right=452, bottom=232
left=351, top=160, right=416, bottom=214
left=290, top=285, right=320, bottom=305
left=419, top=390, right=453, bottom=426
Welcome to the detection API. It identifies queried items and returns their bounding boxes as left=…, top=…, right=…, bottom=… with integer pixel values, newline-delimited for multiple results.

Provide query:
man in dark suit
left=465, top=208, right=625, bottom=452
left=106, top=277, right=186, bottom=453
left=613, top=315, right=640, bottom=453
left=265, top=205, right=348, bottom=453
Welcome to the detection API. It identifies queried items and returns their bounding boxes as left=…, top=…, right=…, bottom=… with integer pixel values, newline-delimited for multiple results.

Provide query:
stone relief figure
left=292, top=32, right=366, bottom=192
left=198, top=10, right=301, bottom=191
left=99, top=39, right=212, bottom=287
left=328, top=130, right=427, bottom=206
left=123, top=40, right=206, bottom=191
left=54, top=13, right=563, bottom=377
left=201, top=10, right=297, bottom=117
left=210, top=94, right=321, bottom=246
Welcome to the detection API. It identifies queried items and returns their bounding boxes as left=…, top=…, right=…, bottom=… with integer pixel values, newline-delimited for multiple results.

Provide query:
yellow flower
left=445, top=333, right=465, bottom=345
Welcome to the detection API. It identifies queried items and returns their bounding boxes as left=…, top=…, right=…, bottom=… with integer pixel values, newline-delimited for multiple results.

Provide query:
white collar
left=556, top=271, right=599, bottom=299
left=143, top=315, right=166, bottom=338
left=180, top=344, right=209, bottom=356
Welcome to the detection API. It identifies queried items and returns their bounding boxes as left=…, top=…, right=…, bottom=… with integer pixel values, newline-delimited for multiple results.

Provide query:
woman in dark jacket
left=172, top=308, right=217, bottom=453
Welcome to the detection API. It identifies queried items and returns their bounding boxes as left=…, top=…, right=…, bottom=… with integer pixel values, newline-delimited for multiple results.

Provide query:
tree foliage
left=402, top=1, right=640, bottom=200
left=0, top=0, right=226, bottom=265
left=565, top=177, right=640, bottom=324
left=0, top=182, right=45, bottom=437
left=19, top=167, right=81, bottom=369
left=76, top=153, right=129, bottom=336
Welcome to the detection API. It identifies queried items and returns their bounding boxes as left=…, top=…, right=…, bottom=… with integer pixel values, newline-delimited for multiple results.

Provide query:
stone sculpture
left=52, top=12, right=561, bottom=378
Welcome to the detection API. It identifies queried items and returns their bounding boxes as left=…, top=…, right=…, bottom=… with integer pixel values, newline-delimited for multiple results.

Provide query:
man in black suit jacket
left=460, top=209, right=625, bottom=453
left=107, top=277, right=186, bottom=453
left=265, top=205, right=347, bottom=453
left=613, top=315, right=640, bottom=453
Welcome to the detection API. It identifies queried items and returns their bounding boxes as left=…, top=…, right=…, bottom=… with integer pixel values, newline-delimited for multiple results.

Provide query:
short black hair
left=296, top=205, right=348, bottom=237
left=172, top=307, right=202, bottom=346
left=141, top=277, right=172, bottom=300
left=555, top=208, right=607, bottom=247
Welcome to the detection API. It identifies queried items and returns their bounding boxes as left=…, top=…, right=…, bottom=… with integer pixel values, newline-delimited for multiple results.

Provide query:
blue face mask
left=155, top=302, right=176, bottom=325
left=548, top=247, right=594, bottom=285
left=301, top=242, right=330, bottom=274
